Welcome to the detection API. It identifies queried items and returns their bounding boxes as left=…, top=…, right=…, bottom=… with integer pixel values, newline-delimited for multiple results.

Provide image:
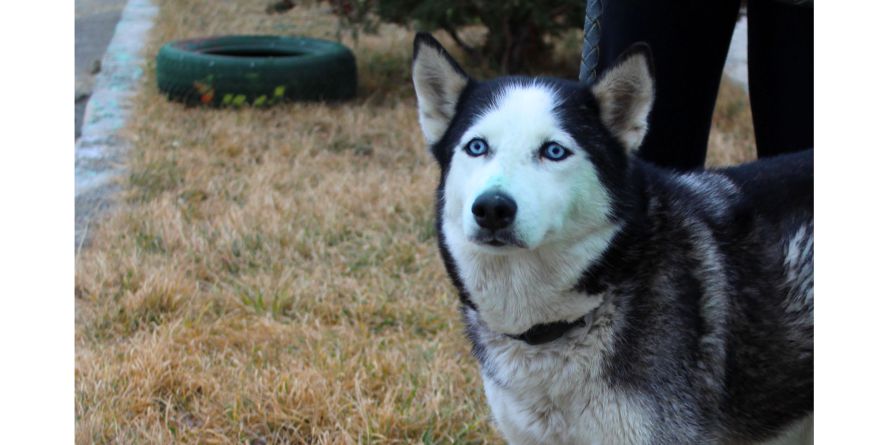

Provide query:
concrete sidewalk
left=75, top=0, right=157, bottom=249
left=76, top=0, right=127, bottom=140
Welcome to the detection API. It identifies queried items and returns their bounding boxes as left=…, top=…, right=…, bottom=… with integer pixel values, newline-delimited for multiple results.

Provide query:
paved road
left=76, top=0, right=127, bottom=140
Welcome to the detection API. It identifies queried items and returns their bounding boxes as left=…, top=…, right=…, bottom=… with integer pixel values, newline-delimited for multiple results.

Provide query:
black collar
left=506, top=317, right=587, bottom=345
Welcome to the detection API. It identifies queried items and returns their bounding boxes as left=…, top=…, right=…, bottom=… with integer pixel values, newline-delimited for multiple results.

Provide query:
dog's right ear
left=412, top=32, right=470, bottom=145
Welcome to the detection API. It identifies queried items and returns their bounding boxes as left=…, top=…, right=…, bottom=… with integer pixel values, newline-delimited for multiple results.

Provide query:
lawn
left=74, top=1, right=755, bottom=443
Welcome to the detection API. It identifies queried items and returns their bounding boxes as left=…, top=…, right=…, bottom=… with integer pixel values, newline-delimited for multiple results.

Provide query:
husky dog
left=411, top=33, right=813, bottom=445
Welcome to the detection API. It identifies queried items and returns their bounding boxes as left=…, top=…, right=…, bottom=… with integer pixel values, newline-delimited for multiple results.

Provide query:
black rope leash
left=579, top=0, right=603, bottom=84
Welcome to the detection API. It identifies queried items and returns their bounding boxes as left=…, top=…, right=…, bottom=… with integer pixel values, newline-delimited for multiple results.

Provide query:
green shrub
left=326, top=0, right=586, bottom=73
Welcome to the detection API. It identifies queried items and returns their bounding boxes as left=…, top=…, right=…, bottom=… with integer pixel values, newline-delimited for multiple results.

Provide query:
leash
left=579, top=0, right=603, bottom=84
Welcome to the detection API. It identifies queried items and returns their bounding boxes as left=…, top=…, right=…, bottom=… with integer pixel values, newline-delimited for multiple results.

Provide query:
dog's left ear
left=591, top=43, right=655, bottom=152
left=412, top=32, right=470, bottom=145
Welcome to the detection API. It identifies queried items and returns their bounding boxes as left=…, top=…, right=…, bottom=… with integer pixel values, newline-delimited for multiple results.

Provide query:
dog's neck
left=444, top=220, right=621, bottom=335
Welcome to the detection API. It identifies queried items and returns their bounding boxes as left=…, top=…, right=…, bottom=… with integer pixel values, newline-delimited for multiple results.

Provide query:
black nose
left=472, top=191, right=517, bottom=230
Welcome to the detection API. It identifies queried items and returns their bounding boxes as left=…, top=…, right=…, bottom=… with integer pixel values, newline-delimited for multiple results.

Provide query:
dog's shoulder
left=634, top=149, right=812, bottom=230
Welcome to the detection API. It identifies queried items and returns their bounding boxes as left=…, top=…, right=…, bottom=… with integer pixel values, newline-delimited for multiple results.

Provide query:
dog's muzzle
left=471, top=228, right=526, bottom=247
left=470, top=191, right=524, bottom=247
left=472, top=191, right=516, bottom=230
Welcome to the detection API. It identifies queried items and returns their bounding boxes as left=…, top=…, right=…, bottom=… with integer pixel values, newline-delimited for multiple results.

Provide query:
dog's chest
left=467, top=309, right=655, bottom=445
left=484, top=376, right=651, bottom=445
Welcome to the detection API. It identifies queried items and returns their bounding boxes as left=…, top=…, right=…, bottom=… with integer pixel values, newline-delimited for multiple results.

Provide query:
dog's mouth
left=470, top=229, right=527, bottom=249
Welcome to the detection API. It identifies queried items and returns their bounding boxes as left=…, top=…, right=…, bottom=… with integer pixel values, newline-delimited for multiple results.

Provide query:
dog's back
left=595, top=150, right=814, bottom=443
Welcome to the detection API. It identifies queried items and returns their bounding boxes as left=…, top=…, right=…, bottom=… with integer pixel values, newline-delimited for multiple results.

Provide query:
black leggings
left=599, top=0, right=813, bottom=170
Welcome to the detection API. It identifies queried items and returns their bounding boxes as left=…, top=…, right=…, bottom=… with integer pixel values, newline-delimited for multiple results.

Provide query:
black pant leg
left=600, top=0, right=741, bottom=170
left=747, top=0, right=814, bottom=157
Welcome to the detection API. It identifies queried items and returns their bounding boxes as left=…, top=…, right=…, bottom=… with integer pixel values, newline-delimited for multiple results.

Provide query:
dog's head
left=412, top=33, right=654, bottom=253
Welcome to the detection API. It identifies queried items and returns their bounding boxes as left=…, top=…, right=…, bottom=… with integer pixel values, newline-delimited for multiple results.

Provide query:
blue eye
left=465, top=138, right=489, bottom=157
left=541, top=142, right=571, bottom=161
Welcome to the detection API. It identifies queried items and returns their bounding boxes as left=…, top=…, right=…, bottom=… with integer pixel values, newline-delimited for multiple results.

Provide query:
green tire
left=156, top=35, right=357, bottom=106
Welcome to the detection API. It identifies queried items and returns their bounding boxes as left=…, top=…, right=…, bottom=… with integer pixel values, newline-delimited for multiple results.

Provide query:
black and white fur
left=411, top=33, right=813, bottom=445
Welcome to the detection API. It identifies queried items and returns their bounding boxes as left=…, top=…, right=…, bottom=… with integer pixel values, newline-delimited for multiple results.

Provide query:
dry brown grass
left=75, top=2, right=756, bottom=443
left=708, top=78, right=757, bottom=167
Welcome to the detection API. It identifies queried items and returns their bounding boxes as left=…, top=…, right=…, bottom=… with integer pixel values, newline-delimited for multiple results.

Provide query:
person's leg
left=747, top=0, right=813, bottom=157
left=600, top=0, right=741, bottom=171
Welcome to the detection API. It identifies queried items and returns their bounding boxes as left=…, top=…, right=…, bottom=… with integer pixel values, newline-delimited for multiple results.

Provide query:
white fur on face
left=443, top=84, right=613, bottom=252
left=441, top=84, right=618, bottom=334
